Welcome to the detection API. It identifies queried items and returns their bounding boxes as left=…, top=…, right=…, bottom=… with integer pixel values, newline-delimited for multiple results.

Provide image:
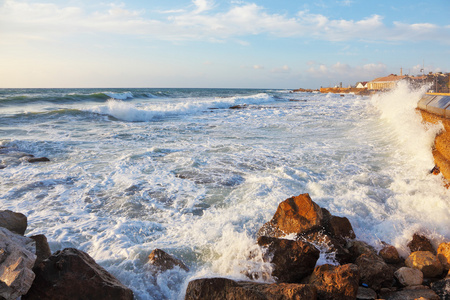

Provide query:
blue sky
left=1, top=0, right=449, bottom=88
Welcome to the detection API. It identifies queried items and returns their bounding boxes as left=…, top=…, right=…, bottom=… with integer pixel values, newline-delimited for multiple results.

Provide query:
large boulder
left=379, top=243, right=402, bottom=264
left=437, top=242, right=450, bottom=270
left=257, top=236, right=319, bottom=283
left=405, top=251, right=443, bottom=278
left=148, top=248, right=189, bottom=272
left=29, top=235, right=51, bottom=268
left=258, top=194, right=323, bottom=238
left=309, top=263, right=359, bottom=300
left=407, top=234, right=435, bottom=254
left=355, top=252, right=394, bottom=291
left=0, top=227, right=36, bottom=299
left=299, top=229, right=352, bottom=264
left=184, top=277, right=317, bottom=300
left=394, top=267, right=423, bottom=287
left=0, top=210, right=27, bottom=235
left=325, top=215, right=356, bottom=240
left=23, top=248, right=133, bottom=300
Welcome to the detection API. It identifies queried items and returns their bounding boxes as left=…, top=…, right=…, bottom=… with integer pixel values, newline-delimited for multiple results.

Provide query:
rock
left=23, top=248, right=133, bottom=300
left=381, top=288, right=440, bottom=300
left=299, top=229, right=352, bottom=264
left=25, top=157, right=50, bottom=163
left=431, top=278, right=450, bottom=299
left=394, top=267, right=423, bottom=286
left=309, top=263, right=359, bottom=300
left=148, top=248, right=189, bottom=272
left=346, top=240, right=377, bottom=259
left=327, top=216, right=356, bottom=240
left=437, top=242, right=450, bottom=270
left=0, top=227, right=36, bottom=300
left=0, top=210, right=27, bottom=235
left=356, top=286, right=377, bottom=300
left=257, top=194, right=323, bottom=238
left=257, top=236, right=320, bottom=283
left=355, top=252, right=394, bottom=291
left=379, top=243, right=402, bottom=264
left=229, top=104, right=248, bottom=109
left=29, top=235, right=51, bottom=268
left=405, top=251, right=443, bottom=278
left=184, top=277, right=318, bottom=300
left=407, top=233, right=435, bottom=254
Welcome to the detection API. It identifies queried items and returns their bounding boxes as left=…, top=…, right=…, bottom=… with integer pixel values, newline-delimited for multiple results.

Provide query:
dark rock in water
left=327, top=216, right=356, bottom=240
left=184, top=277, right=317, bottom=300
left=309, top=263, right=359, bottom=300
left=431, top=278, right=450, bottom=299
left=258, top=194, right=324, bottom=238
left=379, top=243, right=402, bottom=264
left=407, top=233, right=435, bottom=254
left=29, top=234, right=51, bottom=268
left=257, top=236, right=319, bottom=283
left=0, top=210, right=27, bottom=235
left=355, top=252, right=394, bottom=291
left=23, top=248, right=133, bottom=300
left=26, top=157, right=50, bottom=163
left=229, top=104, right=247, bottom=109
left=0, top=165, right=6, bottom=169
left=148, top=248, right=189, bottom=272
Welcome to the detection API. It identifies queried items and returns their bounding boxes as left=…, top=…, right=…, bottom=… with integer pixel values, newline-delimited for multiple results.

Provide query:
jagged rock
left=394, top=267, right=423, bottom=286
left=355, top=252, right=394, bottom=291
left=407, top=234, right=435, bottom=254
left=0, top=210, right=27, bottom=235
left=148, top=248, right=189, bottom=272
left=380, top=287, right=439, bottom=300
left=431, top=278, right=450, bottom=299
left=309, top=263, right=359, bottom=300
left=29, top=235, right=51, bottom=268
left=379, top=243, right=402, bottom=264
left=257, top=194, right=323, bottom=238
left=299, top=229, right=352, bottom=264
left=346, top=240, right=377, bottom=260
left=437, top=242, right=450, bottom=270
left=23, top=248, right=133, bottom=300
left=327, top=216, right=356, bottom=240
left=356, top=286, right=377, bottom=300
left=184, top=277, right=318, bottom=300
left=405, top=251, right=443, bottom=278
left=257, top=236, right=319, bottom=283
left=0, top=227, right=36, bottom=300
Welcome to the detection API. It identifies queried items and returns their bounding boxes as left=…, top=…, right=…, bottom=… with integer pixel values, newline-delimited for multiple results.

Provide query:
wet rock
left=184, top=277, right=317, bottom=300
left=257, top=236, right=319, bottom=283
left=0, top=227, right=36, bottom=300
left=356, top=286, right=377, bottom=300
left=148, top=248, right=189, bottom=272
left=431, top=278, right=450, bottom=299
left=355, top=252, right=394, bottom=291
left=0, top=210, right=27, bottom=235
left=405, top=251, right=443, bottom=278
left=380, top=288, right=439, bottom=300
left=394, top=267, right=423, bottom=286
left=29, top=235, right=51, bottom=268
left=25, top=157, right=50, bottom=163
left=23, top=248, right=133, bottom=300
left=299, top=229, right=352, bottom=264
left=309, top=263, right=359, bottom=300
left=407, top=233, right=435, bottom=254
left=229, top=104, right=248, bottom=109
left=379, top=243, right=402, bottom=264
left=326, top=215, right=356, bottom=240
left=437, top=242, right=450, bottom=270
left=346, top=240, right=377, bottom=260
left=258, top=194, right=323, bottom=238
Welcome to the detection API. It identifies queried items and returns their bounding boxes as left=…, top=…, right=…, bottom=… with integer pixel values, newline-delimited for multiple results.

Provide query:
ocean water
left=0, top=84, right=449, bottom=299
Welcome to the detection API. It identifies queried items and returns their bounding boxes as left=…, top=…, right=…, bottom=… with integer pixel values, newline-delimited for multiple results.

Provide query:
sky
left=1, top=0, right=449, bottom=89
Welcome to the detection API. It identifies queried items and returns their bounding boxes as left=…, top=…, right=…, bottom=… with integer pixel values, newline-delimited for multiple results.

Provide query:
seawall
left=417, top=93, right=450, bottom=181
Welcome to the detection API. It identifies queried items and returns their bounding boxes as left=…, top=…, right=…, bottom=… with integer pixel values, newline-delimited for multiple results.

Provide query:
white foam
left=104, top=91, right=134, bottom=100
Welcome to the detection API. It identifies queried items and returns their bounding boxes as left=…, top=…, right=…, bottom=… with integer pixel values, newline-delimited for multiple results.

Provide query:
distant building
left=355, top=81, right=368, bottom=89
left=367, top=74, right=406, bottom=90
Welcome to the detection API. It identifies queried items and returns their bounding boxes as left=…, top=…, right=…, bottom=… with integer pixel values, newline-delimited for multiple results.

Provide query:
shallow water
left=0, top=84, right=448, bottom=299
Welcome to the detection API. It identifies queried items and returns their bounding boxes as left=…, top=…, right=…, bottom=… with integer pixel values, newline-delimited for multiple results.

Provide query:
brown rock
left=184, top=277, right=317, bottom=300
left=327, top=216, right=356, bottom=240
left=437, top=242, right=450, bottom=270
left=309, top=263, right=359, bottom=300
left=346, top=240, right=377, bottom=259
left=257, top=194, right=323, bottom=238
left=405, top=251, right=443, bottom=278
left=381, top=288, right=439, bottom=300
left=29, top=235, right=51, bottom=268
left=23, top=248, right=133, bottom=300
left=26, top=157, right=50, bottom=163
left=394, top=267, right=423, bottom=286
left=355, top=252, right=394, bottom=291
left=257, top=236, right=320, bottom=283
left=407, top=233, right=435, bottom=254
left=431, top=278, right=450, bottom=299
left=0, top=210, right=27, bottom=235
left=356, top=286, right=377, bottom=300
left=299, top=229, right=352, bottom=264
left=148, top=248, right=189, bottom=272
left=379, top=243, right=402, bottom=264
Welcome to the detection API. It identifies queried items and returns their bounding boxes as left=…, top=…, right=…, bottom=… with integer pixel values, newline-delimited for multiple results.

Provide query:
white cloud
left=307, top=62, right=388, bottom=84
left=253, top=65, right=264, bottom=70
left=271, top=65, right=291, bottom=73
left=192, top=0, right=214, bottom=13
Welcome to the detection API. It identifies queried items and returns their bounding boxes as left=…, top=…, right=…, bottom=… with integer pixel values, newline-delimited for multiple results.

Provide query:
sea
left=1, top=83, right=449, bottom=299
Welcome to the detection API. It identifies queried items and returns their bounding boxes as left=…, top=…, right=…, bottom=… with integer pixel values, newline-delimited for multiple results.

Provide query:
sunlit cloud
left=307, top=62, right=388, bottom=83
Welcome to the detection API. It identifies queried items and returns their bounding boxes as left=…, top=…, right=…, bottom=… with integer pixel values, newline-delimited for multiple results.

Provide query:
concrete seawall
left=418, top=93, right=450, bottom=182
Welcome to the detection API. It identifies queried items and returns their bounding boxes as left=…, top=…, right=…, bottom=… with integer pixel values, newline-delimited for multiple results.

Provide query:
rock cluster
left=184, top=193, right=450, bottom=300
left=0, top=146, right=50, bottom=169
left=0, top=210, right=133, bottom=300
